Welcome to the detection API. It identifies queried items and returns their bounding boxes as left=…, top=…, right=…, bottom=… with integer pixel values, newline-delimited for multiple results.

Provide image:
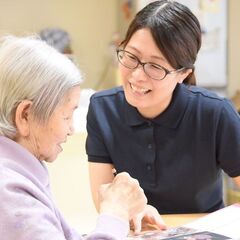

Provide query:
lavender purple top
left=0, top=136, right=129, bottom=240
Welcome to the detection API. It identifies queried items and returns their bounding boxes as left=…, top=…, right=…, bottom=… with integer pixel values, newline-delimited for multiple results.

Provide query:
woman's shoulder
left=182, top=84, right=239, bottom=116
left=89, top=87, right=126, bottom=111
left=185, top=85, right=225, bottom=100
left=183, top=84, right=230, bottom=107
left=91, top=86, right=124, bottom=100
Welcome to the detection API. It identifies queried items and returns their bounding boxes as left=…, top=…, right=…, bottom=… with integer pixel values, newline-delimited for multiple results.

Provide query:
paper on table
left=127, top=227, right=232, bottom=239
left=128, top=226, right=198, bottom=239
left=128, top=204, right=240, bottom=239
left=184, top=203, right=240, bottom=239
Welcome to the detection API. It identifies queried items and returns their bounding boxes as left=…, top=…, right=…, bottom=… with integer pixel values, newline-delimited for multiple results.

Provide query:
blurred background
left=1, top=0, right=239, bottom=233
left=1, top=0, right=239, bottom=96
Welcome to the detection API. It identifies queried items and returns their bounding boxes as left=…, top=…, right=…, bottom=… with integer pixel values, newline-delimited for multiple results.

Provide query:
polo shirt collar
left=124, top=83, right=190, bottom=129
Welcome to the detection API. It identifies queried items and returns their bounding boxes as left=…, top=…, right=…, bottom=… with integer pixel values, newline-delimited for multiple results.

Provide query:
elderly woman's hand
left=130, top=204, right=167, bottom=233
left=98, top=172, right=147, bottom=221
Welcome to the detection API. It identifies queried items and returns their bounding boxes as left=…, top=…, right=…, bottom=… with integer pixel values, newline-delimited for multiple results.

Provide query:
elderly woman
left=0, top=36, right=148, bottom=240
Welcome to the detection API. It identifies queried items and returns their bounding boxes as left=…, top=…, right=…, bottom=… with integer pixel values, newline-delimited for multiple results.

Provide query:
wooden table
left=132, top=213, right=208, bottom=236
left=162, top=213, right=207, bottom=228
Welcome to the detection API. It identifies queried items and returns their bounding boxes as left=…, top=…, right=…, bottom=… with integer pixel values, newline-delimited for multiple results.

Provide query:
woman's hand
left=98, top=172, right=147, bottom=221
left=130, top=204, right=167, bottom=233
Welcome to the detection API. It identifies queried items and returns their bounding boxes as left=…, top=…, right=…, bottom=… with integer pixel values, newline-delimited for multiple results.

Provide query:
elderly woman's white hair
left=0, top=35, right=83, bottom=138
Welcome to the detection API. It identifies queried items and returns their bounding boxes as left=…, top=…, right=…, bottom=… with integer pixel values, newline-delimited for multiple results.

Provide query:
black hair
left=121, top=0, right=202, bottom=85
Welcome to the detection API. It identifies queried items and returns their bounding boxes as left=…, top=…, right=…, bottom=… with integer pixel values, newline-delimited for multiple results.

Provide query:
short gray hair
left=0, top=35, right=83, bottom=138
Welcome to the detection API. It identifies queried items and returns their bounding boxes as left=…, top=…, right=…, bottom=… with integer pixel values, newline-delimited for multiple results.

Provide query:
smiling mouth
left=130, top=83, right=152, bottom=95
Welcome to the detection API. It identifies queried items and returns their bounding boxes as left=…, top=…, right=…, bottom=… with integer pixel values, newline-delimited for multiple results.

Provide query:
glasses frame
left=116, top=49, right=185, bottom=81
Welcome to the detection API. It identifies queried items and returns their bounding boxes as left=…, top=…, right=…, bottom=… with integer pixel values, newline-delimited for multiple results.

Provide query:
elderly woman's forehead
left=61, top=86, right=81, bottom=103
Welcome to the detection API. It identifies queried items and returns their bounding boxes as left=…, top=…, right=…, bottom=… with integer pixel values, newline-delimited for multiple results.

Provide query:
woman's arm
left=88, top=162, right=167, bottom=233
left=88, top=162, right=114, bottom=211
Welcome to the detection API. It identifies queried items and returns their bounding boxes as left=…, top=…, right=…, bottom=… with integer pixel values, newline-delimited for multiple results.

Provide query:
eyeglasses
left=116, top=49, right=185, bottom=81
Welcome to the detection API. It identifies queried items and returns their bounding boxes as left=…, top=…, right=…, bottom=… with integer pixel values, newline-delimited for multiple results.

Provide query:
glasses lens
left=144, top=63, right=166, bottom=80
left=117, top=50, right=138, bottom=69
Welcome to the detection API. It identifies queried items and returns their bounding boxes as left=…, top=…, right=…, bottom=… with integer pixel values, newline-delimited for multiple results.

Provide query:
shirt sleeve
left=0, top=168, right=130, bottom=240
left=86, top=97, right=112, bottom=163
left=217, top=99, right=240, bottom=177
left=86, top=214, right=129, bottom=240
left=0, top=169, right=82, bottom=240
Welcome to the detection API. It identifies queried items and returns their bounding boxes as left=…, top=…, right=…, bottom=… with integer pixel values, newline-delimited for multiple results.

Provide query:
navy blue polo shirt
left=86, top=83, right=240, bottom=214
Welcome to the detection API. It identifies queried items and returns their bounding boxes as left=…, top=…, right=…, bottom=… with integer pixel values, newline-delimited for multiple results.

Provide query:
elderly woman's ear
left=14, top=100, right=33, bottom=137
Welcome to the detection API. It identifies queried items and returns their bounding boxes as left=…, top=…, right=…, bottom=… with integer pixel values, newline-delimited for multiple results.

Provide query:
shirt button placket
left=148, top=143, right=152, bottom=150
left=147, top=164, right=152, bottom=171
left=145, top=121, right=155, bottom=184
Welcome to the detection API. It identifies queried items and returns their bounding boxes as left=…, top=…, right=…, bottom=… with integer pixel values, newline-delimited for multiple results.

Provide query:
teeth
left=131, top=84, right=150, bottom=94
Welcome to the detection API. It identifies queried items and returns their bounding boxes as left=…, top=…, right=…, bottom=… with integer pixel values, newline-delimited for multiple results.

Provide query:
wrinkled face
left=23, top=86, right=81, bottom=162
left=119, top=28, right=190, bottom=118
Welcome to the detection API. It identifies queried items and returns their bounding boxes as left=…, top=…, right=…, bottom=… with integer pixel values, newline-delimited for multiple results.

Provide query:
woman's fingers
left=99, top=172, right=147, bottom=221
left=130, top=204, right=167, bottom=233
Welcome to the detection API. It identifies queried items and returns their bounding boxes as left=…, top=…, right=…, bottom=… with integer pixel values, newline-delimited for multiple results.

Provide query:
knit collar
left=124, top=83, right=190, bottom=129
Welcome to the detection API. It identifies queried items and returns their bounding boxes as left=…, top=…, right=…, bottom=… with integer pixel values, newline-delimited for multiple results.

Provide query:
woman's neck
left=137, top=95, right=172, bottom=119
